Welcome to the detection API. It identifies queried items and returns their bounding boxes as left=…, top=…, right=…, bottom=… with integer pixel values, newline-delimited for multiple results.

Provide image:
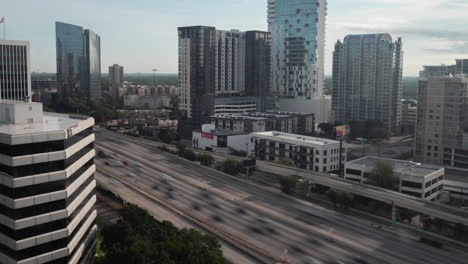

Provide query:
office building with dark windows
left=245, top=31, right=271, bottom=112
left=109, top=64, right=124, bottom=86
left=56, top=22, right=101, bottom=103
left=0, top=102, right=97, bottom=264
left=345, top=157, right=445, bottom=201
left=0, top=40, right=31, bottom=102
left=178, top=26, right=217, bottom=126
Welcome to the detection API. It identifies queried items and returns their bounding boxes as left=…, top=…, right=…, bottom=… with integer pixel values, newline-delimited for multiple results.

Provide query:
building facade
left=109, top=64, right=124, bottom=86
left=415, top=75, right=468, bottom=169
left=332, top=34, right=404, bottom=134
left=253, top=131, right=345, bottom=172
left=56, top=22, right=102, bottom=103
left=401, top=102, right=417, bottom=135
left=214, top=30, right=245, bottom=95
left=84, top=30, right=101, bottom=103
left=268, top=0, right=327, bottom=99
left=0, top=102, right=97, bottom=264
left=210, top=111, right=314, bottom=135
left=0, top=40, right=32, bottom=102
left=178, top=26, right=216, bottom=125
left=345, top=156, right=445, bottom=201
left=245, top=31, right=271, bottom=111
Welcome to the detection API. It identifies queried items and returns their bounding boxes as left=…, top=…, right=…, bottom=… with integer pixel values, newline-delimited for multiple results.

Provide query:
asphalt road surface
left=94, top=129, right=468, bottom=264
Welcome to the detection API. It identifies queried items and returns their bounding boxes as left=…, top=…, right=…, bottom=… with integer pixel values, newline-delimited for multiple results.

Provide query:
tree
left=368, top=161, right=398, bottom=190
left=96, top=204, right=227, bottom=264
left=182, top=149, right=197, bottom=161
left=197, top=154, right=214, bottom=166
left=170, top=94, right=180, bottom=111
left=230, top=149, right=247, bottom=157
left=326, top=189, right=354, bottom=210
left=318, top=123, right=335, bottom=138
left=220, top=159, right=241, bottom=176
left=279, top=176, right=298, bottom=194
left=274, top=158, right=296, bottom=167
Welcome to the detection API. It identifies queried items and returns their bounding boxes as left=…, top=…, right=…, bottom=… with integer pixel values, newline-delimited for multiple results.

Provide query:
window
left=402, top=181, right=422, bottom=189
left=323, top=150, right=327, bottom=156
left=346, top=169, right=361, bottom=176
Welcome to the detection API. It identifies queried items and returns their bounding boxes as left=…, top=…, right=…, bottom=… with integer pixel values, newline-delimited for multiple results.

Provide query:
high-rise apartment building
left=415, top=75, right=468, bottom=169
left=109, top=64, right=124, bottom=86
left=0, top=40, right=32, bottom=102
left=178, top=26, right=216, bottom=125
left=56, top=22, right=101, bottom=103
left=268, top=0, right=328, bottom=119
left=245, top=31, right=271, bottom=112
left=332, top=34, right=404, bottom=134
left=456, top=59, right=468, bottom=74
left=214, top=30, right=245, bottom=95
left=419, top=59, right=468, bottom=78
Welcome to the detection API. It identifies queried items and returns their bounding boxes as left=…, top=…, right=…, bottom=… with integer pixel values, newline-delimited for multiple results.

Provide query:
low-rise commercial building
left=345, top=156, right=444, bottom=200
left=0, top=101, right=97, bottom=264
left=252, top=131, right=346, bottom=172
left=192, top=125, right=253, bottom=155
left=211, top=112, right=314, bottom=135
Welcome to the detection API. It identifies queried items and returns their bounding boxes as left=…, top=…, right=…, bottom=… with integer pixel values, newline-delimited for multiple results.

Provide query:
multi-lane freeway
left=94, top=128, right=468, bottom=264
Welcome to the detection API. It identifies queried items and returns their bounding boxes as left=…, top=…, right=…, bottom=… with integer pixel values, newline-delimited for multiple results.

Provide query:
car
left=126, top=171, right=136, bottom=178
left=303, top=257, right=322, bottom=264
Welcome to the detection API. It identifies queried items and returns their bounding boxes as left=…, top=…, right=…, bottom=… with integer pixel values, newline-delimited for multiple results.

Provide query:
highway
left=94, top=128, right=468, bottom=264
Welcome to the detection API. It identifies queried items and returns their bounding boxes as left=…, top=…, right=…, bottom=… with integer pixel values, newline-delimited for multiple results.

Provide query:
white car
left=126, top=171, right=136, bottom=178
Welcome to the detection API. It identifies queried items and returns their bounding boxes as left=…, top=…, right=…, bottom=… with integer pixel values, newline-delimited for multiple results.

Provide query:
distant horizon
left=3, top=0, right=468, bottom=76
left=31, top=72, right=421, bottom=78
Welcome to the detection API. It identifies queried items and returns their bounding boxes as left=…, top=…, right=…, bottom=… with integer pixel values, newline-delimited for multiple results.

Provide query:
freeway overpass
left=97, top=128, right=468, bottom=227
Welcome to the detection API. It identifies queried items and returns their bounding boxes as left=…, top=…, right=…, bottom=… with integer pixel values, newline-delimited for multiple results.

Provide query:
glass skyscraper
left=268, top=0, right=327, bottom=99
left=56, top=22, right=101, bottom=103
left=85, top=29, right=102, bottom=103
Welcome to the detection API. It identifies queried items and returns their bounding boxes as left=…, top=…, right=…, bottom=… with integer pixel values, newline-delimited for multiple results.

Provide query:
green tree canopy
left=368, top=161, right=398, bottom=190
left=220, top=159, right=241, bottom=176
left=279, top=176, right=298, bottom=194
left=326, top=189, right=354, bottom=210
left=96, top=204, right=227, bottom=264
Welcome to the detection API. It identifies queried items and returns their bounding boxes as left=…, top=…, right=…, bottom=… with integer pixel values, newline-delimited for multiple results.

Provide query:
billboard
left=335, top=125, right=350, bottom=137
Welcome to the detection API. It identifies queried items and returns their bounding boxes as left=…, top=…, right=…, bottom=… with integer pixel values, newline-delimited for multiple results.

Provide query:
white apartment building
left=345, top=157, right=445, bottom=201
left=252, top=131, right=346, bottom=172
left=0, top=102, right=97, bottom=264
left=0, top=40, right=31, bottom=102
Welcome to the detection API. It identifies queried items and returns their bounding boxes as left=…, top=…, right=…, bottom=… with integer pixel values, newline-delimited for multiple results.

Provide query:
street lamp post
left=152, top=69, right=158, bottom=85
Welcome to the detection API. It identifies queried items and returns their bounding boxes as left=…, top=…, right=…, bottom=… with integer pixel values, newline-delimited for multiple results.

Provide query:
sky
left=2, top=0, right=468, bottom=76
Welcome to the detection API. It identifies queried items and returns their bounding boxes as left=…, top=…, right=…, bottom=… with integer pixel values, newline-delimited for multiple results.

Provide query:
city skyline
left=2, top=0, right=468, bottom=75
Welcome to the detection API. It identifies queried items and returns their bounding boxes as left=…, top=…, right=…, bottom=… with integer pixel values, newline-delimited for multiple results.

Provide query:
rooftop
left=0, top=112, right=90, bottom=136
left=253, top=131, right=340, bottom=146
left=348, top=156, right=444, bottom=177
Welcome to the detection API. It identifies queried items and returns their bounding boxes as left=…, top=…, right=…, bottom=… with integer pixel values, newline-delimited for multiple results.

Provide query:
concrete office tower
left=245, top=31, right=271, bottom=112
left=0, top=101, right=97, bottom=263
left=456, top=59, right=468, bottom=74
left=332, top=34, right=404, bottom=134
left=56, top=22, right=102, bottom=103
left=0, top=40, right=32, bottom=102
left=415, top=75, right=468, bottom=169
left=178, top=26, right=216, bottom=125
left=215, top=30, right=245, bottom=95
left=268, top=0, right=328, bottom=119
left=109, top=64, right=124, bottom=85
left=420, top=59, right=468, bottom=78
